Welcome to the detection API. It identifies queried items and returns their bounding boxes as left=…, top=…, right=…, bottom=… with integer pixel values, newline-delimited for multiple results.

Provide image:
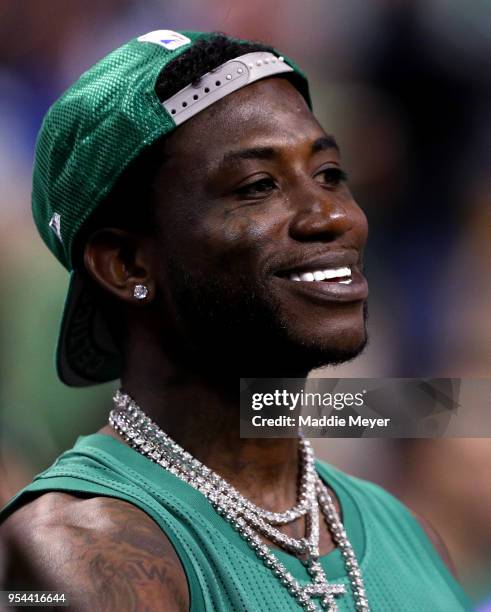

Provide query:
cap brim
left=56, top=271, right=122, bottom=386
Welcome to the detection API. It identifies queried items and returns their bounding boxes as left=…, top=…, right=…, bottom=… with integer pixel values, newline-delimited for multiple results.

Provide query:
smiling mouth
left=285, top=265, right=352, bottom=285
left=274, top=261, right=368, bottom=303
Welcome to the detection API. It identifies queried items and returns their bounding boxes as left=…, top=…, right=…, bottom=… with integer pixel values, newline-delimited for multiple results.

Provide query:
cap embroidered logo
left=137, top=30, right=191, bottom=51
left=49, top=212, right=63, bottom=243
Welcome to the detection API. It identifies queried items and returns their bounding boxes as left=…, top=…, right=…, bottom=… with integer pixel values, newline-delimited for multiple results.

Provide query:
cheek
left=192, top=208, right=281, bottom=272
left=221, top=212, right=269, bottom=244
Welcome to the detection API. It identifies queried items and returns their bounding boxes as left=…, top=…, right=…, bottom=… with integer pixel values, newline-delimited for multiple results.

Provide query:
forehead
left=161, top=77, right=325, bottom=165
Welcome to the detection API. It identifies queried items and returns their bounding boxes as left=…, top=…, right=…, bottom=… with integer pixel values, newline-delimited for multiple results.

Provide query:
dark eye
left=236, top=177, right=276, bottom=199
left=315, top=167, right=348, bottom=188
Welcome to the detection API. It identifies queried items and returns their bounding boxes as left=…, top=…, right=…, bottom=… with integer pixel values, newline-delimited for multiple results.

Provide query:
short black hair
left=155, top=33, right=274, bottom=101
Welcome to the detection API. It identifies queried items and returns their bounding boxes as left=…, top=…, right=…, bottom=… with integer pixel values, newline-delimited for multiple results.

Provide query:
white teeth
left=300, top=272, right=315, bottom=282
left=288, top=266, right=352, bottom=283
left=339, top=279, right=352, bottom=284
left=323, top=266, right=351, bottom=280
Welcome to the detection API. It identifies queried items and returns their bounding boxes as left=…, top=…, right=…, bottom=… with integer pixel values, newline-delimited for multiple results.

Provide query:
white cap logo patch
left=137, top=30, right=191, bottom=51
left=49, top=212, right=63, bottom=243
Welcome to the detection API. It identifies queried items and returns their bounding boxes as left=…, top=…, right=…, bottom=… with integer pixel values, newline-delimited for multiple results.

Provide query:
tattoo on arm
left=4, top=496, right=189, bottom=612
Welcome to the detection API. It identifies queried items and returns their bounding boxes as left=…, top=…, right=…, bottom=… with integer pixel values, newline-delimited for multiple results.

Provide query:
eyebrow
left=311, top=135, right=339, bottom=154
left=221, top=146, right=276, bottom=164
left=220, top=135, right=339, bottom=166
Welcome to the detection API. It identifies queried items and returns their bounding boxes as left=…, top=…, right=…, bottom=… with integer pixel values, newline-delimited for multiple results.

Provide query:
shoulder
left=409, top=509, right=458, bottom=578
left=1, top=492, right=188, bottom=611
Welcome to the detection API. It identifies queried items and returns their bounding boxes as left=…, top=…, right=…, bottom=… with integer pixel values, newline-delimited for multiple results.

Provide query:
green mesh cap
left=31, top=29, right=311, bottom=386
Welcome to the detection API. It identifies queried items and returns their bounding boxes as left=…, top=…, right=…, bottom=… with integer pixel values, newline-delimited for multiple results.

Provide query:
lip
left=273, top=266, right=368, bottom=303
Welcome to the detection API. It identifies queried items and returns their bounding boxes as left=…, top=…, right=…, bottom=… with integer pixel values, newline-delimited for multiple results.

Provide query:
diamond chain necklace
left=109, top=390, right=370, bottom=611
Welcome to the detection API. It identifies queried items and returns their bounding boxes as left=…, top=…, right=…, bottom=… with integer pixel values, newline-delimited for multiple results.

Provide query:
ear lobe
left=83, top=228, right=154, bottom=303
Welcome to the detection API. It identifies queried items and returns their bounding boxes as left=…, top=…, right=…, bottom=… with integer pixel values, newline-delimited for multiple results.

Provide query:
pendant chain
left=109, top=390, right=370, bottom=611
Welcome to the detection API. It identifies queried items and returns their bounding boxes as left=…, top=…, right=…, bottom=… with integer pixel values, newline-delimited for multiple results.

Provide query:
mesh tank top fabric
left=0, top=434, right=471, bottom=611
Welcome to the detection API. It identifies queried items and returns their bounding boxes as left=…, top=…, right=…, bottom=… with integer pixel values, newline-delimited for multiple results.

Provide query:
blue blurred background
left=0, top=0, right=490, bottom=604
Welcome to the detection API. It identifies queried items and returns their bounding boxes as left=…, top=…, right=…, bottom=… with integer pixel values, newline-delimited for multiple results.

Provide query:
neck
left=118, top=339, right=306, bottom=512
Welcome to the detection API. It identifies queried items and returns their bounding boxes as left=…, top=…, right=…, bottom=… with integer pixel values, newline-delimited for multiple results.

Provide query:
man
left=0, top=30, right=470, bottom=611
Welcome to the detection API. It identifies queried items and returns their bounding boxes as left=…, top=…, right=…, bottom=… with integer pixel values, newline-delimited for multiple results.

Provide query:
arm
left=1, top=493, right=189, bottom=612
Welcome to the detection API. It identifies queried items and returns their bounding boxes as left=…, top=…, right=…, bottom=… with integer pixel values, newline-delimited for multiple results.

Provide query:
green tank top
left=1, top=434, right=471, bottom=611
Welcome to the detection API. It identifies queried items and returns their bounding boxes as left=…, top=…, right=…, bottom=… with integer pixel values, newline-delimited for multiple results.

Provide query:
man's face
left=149, top=77, right=368, bottom=374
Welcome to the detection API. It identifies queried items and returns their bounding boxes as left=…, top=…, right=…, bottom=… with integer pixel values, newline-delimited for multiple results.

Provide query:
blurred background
left=0, top=0, right=490, bottom=606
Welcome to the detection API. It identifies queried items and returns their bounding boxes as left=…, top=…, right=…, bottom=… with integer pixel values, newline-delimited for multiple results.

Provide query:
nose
left=288, top=188, right=357, bottom=242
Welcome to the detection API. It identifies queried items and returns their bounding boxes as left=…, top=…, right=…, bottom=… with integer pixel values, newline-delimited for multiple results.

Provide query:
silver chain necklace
left=109, top=390, right=369, bottom=611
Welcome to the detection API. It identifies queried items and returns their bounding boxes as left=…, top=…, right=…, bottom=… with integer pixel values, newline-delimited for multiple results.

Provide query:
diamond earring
left=133, top=284, right=148, bottom=300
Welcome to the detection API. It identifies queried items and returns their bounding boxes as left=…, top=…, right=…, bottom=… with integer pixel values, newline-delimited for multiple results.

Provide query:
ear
left=83, top=228, right=155, bottom=304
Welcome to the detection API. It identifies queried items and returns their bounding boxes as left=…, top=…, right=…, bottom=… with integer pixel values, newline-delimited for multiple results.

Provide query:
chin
left=267, top=302, right=369, bottom=374
left=311, top=333, right=368, bottom=369
left=237, top=321, right=368, bottom=377
left=297, top=331, right=368, bottom=373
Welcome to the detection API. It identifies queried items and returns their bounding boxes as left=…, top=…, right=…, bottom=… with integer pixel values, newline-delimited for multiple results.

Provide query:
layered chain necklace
left=109, top=390, right=369, bottom=612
